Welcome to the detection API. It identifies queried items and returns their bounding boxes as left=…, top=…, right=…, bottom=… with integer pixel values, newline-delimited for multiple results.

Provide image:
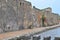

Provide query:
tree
left=42, top=14, right=45, bottom=27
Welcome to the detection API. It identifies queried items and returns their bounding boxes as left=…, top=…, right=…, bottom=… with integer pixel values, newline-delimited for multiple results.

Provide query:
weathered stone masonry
left=0, top=0, right=60, bottom=33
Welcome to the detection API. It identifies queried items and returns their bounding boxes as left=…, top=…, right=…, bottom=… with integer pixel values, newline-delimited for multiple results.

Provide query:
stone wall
left=32, top=7, right=60, bottom=27
left=0, top=0, right=33, bottom=32
left=23, top=1, right=33, bottom=29
left=32, top=6, right=42, bottom=27
left=0, top=0, right=60, bottom=33
left=42, top=7, right=53, bottom=26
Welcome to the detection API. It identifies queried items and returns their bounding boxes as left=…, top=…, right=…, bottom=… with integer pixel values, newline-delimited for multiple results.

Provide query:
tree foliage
left=42, top=14, right=45, bottom=27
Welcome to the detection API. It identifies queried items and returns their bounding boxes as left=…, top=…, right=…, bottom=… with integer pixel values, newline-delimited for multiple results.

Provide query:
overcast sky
left=27, top=0, right=60, bottom=15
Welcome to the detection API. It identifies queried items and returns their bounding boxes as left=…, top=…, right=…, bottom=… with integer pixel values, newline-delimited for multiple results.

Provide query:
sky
left=27, top=0, right=60, bottom=15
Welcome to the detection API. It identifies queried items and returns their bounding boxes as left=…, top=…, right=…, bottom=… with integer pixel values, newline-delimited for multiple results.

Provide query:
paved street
left=0, top=24, right=60, bottom=40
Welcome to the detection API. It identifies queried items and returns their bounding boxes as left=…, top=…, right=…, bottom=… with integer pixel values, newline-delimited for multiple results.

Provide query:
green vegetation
left=42, top=14, right=45, bottom=27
